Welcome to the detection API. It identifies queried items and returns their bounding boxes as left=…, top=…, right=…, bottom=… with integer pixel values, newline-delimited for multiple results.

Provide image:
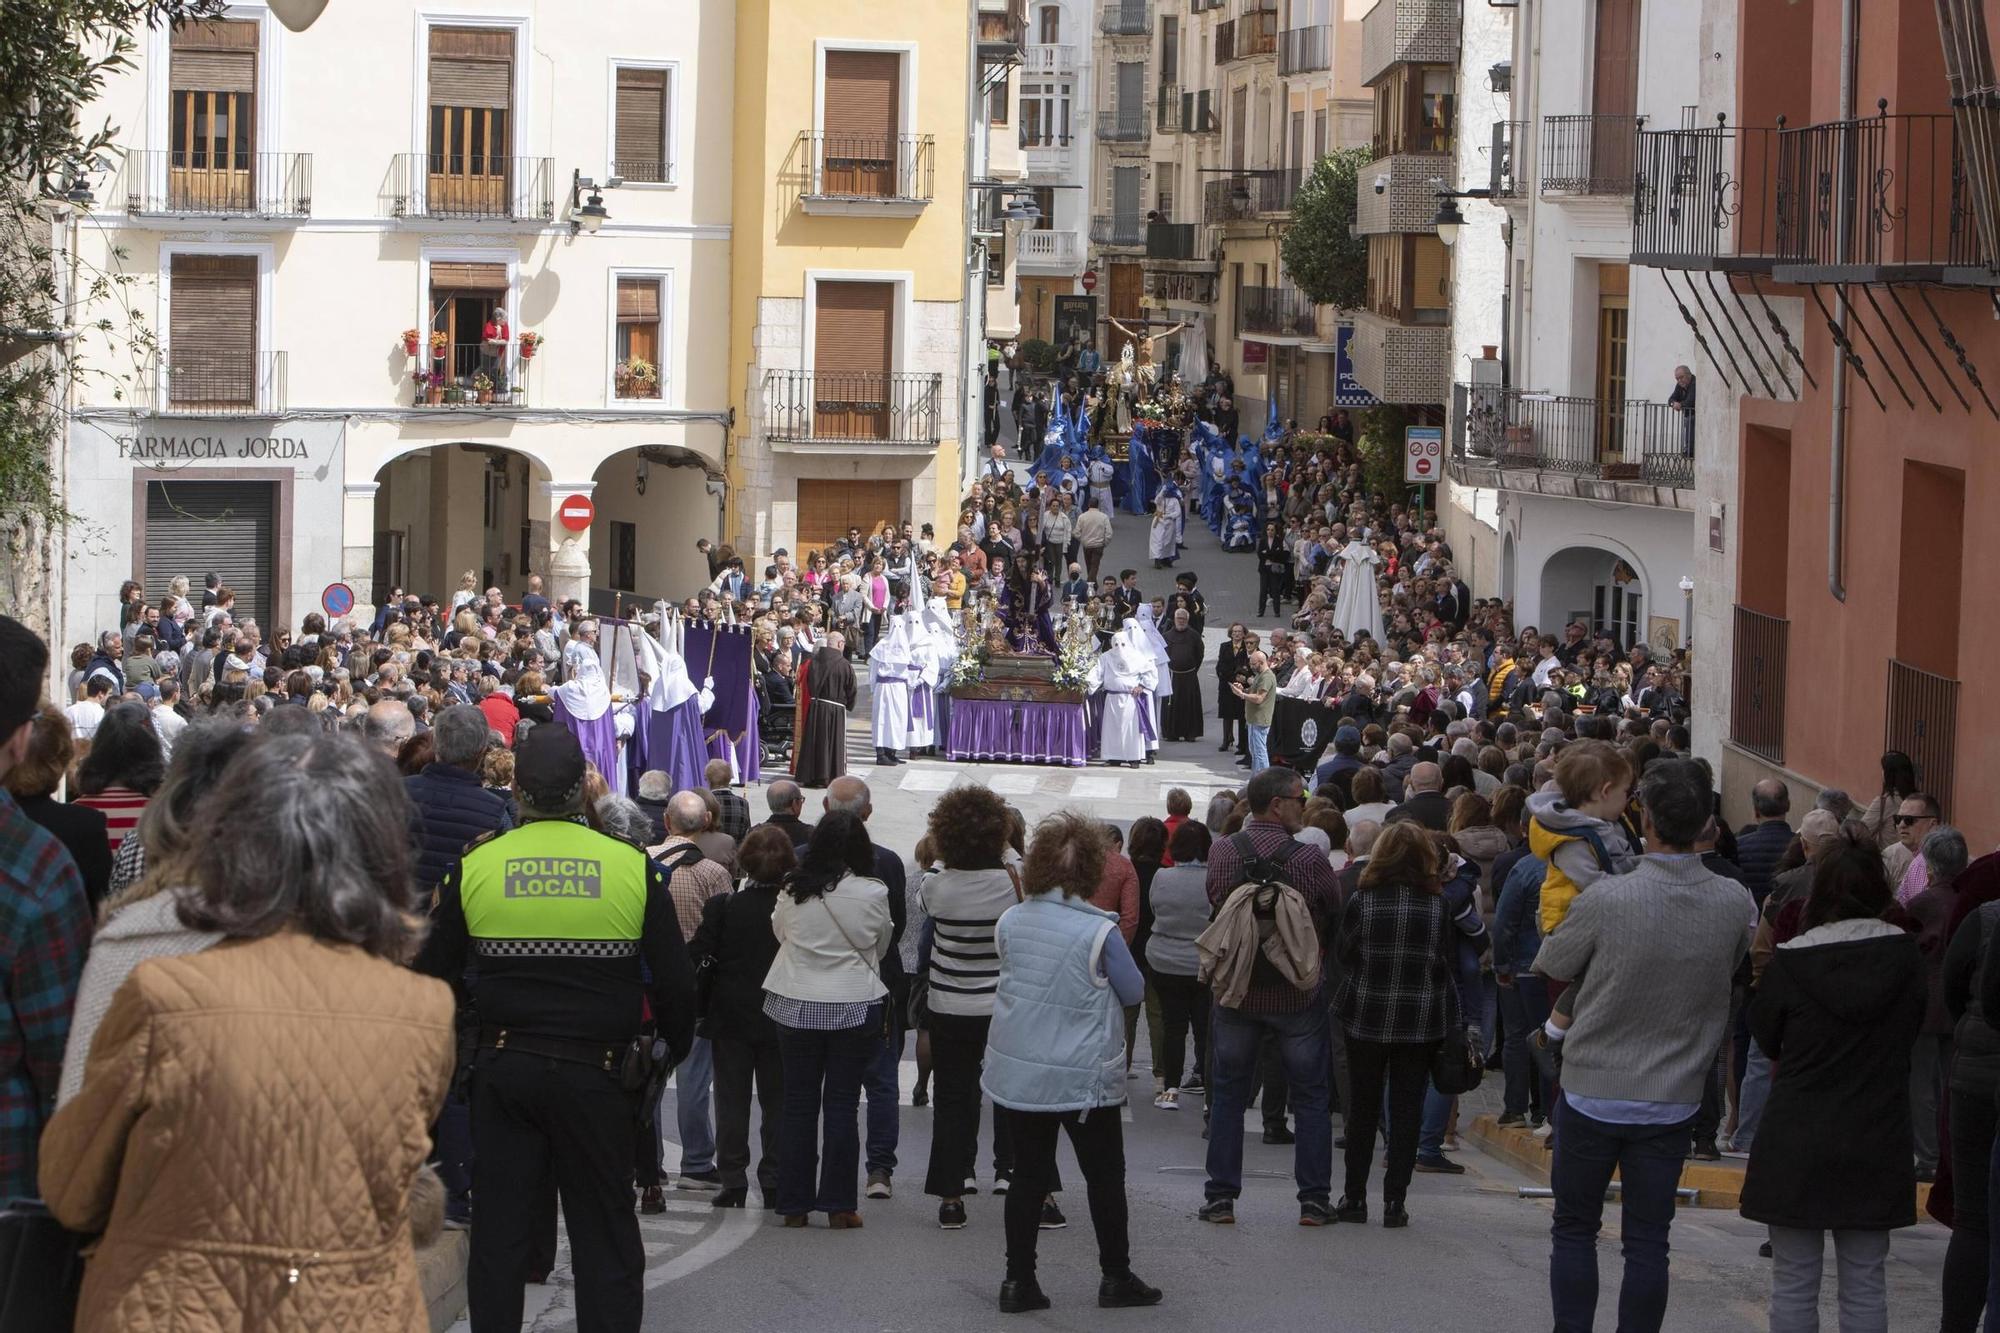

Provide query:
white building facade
left=1017, top=0, right=1095, bottom=349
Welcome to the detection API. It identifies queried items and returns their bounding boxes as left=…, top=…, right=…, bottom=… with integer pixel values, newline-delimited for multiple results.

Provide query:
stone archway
left=368, top=442, right=552, bottom=610
left=586, top=445, right=723, bottom=614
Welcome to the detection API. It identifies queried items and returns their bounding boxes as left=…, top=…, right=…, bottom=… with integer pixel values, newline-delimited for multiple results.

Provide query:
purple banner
left=682, top=620, right=756, bottom=740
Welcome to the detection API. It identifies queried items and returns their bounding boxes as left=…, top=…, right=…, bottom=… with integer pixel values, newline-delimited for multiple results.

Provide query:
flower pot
left=402, top=334, right=421, bottom=356
left=425, top=385, right=443, bottom=406
left=477, top=388, right=494, bottom=404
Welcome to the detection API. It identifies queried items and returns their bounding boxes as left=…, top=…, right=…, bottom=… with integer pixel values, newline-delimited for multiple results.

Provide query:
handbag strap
left=818, top=889, right=875, bottom=974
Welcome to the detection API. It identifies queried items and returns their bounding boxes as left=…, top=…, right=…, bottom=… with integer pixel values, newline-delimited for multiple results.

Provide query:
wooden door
left=429, top=28, right=514, bottom=215
left=823, top=51, right=901, bottom=197
left=814, top=281, right=895, bottom=439
left=1108, top=261, right=1143, bottom=323
left=169, top=20, right=258, bottom=212
left=1594, top=264, right=1630, bottom=460
left=1591, top=0, right=1639, bottom=187
left=798, top=480, right=904, bottom=549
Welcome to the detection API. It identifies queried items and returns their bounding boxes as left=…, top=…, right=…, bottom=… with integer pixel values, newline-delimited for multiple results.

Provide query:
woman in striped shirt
left=72, top=702, right=163, bottom=860
left=918, top=784, right=1023, bottom=1230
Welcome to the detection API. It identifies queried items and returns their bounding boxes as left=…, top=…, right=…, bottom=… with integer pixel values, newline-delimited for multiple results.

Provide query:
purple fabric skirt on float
left=552, top=699, right=621, bottom=790
left=706, top=710, right=761, bottom=785
left=946, top=698, right=1089, bottom=767
left=647, top=697, right=709, bottom=794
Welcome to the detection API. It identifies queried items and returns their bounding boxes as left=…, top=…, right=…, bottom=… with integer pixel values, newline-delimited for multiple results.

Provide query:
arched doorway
left=371, top=443, right=550, bottom=606
left=1538, top=544, right=1646, bottom=650
left=1499, top=532, right=1517, bottom=604
left=587, top=445, right=722, bottom=614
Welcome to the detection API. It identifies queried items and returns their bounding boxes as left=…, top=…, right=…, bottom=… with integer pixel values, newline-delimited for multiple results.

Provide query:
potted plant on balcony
left=401, top=328, right=422, bottom=357
left=428, top=330, right=449, bottom=362
left=472, top=370, right=495, bottom=405
left=413, top=368, right=443, bottom=407
left=443, top=380, right=466, bottom=405
left=518, top=331, right=543, bottom=360
left=614, top=357, right=659, bottom=399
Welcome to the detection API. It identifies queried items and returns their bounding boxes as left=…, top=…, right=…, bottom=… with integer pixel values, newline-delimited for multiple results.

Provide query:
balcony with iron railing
left=144, top=350, right=286, bottom=416
left=1216, top=10, right=1279, bottom=65
left=1489, top=120, right=1525, bottom=199
left=1541, top=114, right=1640, bottom=196
left=1096, top=102, right=1149, bottom=143
left=1203, top=169, right=1302, bottom=222
left=1182, top=89, right=1221, bottom=135
left=1453, top=384, right=1697, bottom=491
left=386, top=154, right=554, bottom=222
left=1886, top=657, right=1961, bottom=822
left=1019, top=227, right=1085, bottom=271
left=1360, top=0, right=1460, bottom=87
left=1145, top=221, right=1201, bottom=260
left=1240, top=285, right=1318, bottom=337
left=763, top=370, right=942, bottom=447
left=124, top=150, right=311, bottom=218
left=1090, top=213, right=1147, bottom=248
left=1100, top=0, right=1151, bottom=35
left=1730, top=605, right=1788, bottom=763
left=1770, top=107, right=1993, bottom=284
left=1631, top=117, right=1784, bottom=271
left=1278, top=26, right=1329, bottom=75
left=1024, top=43, right=1079, bottom=75
left=787, top=133, right=935, bottom=214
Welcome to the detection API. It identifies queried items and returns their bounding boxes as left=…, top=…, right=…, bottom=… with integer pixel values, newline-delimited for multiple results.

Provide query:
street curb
left=1464, top=1115, right=1934, bottom=1214
left=417, top=1230, right=469, bottom=1332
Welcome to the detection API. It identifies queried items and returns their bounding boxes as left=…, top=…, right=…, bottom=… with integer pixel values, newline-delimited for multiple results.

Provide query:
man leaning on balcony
left=1666, top=366, right=1696, bottom=459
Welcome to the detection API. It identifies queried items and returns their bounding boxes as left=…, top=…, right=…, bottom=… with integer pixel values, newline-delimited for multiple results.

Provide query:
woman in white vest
left=981, top=810, right=1159, bottom=1315
left=762, top=811, right=893, bottom=1229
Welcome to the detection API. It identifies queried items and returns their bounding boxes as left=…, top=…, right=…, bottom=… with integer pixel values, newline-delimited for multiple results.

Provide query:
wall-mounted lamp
left=1429, top=183, right=1491, bottom=248
left=568, top=170, right=618, bottom=234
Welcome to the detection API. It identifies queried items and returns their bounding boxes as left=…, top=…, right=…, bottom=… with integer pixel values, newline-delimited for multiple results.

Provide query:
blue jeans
left=1204, top=1002, right=1333, bottom=1204
left=774, top=1016, right=879, bottom=1216
left=674, top=1035, right=715, bottom=1174
left=1499, top=976, right=1551, bottom=1117
left=1731, top=1040, right=1772, bottom=1153
left=861, top=1021, right=901, bottom=1175
left=1247, top=724, right=1270, bottom=771
left=1549, top=1097, right=1693, bottom=1333
left=1417, top=1081, right=1451, bottom=1158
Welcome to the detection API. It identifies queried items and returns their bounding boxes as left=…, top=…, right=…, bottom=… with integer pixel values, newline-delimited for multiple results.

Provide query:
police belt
left=480, top=1025, right=623, bottom=1074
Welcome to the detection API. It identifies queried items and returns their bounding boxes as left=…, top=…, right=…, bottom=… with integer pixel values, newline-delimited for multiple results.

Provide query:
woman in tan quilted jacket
left=40, top=732, right=455, bottom=1332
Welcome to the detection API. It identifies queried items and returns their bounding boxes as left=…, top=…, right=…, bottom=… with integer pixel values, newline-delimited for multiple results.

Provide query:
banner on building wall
left=1242, top=338, right=1268, bottom=367
left=1335, top=324, right=1378, bottom=407
left=1053, top=295, right=1097, bottom=353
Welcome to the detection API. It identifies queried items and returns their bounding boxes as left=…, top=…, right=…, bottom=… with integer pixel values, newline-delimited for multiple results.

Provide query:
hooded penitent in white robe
left=1332, top=539, right=1387, bottom=644
left=1150, top=492, right=1181, bottom=563
left=1135, top=604, right=1172, bottom=751
left=1088, top=621, right=1158, bottom=764
left=554, top=638, right=621, bottom=789
left=869, top=615, right=918, bottom=753
left=899, top=611, right=938, bottom=749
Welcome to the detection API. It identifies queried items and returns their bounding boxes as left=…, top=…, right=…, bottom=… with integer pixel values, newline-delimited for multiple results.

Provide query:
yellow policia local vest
left=459, top=820, right=649, bottom=945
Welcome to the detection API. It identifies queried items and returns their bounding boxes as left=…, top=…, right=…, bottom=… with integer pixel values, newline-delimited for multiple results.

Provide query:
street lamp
left=1429, top=183, right=1491, bottom=248
left=568, top=170, right=614, bottom=234
left=266, top=0, right=330, bottom=32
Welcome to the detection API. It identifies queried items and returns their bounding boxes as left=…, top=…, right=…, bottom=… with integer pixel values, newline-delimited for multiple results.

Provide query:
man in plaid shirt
left=0, top=616, right=92, bottom=1201
left=706, top=758, right=751, bottom=843
left=1199, top=766, right=1341, bottom=1226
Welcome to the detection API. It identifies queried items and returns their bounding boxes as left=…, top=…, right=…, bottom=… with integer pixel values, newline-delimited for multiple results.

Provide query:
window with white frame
left=612, top=64, right=672, bottom=183
left=1022, top=81, right=1071, bottom=146
left=613, top=274, right=665, bottom=399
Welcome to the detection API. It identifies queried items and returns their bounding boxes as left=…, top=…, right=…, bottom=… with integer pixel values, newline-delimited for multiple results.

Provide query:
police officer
left=418, top=724, right=695, bottom=1333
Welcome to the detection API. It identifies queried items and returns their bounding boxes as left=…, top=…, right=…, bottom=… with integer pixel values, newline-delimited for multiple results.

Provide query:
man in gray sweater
left=1532, top=758, right=1754, bottom=1333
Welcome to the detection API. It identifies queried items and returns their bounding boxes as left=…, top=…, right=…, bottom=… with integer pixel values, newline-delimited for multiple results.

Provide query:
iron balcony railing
left=1730, top=606, right=1788, bottom=763
left=1157, top=85, right=1184, bottom=134
left=1182, top=90, right=1221, bottom=135
left=1020, top=130, right=1074, bottom=150
left=1096, top=104, right=1149, bottom=142
left=147, top=350, right=287, bottom=416
left=1216, top=10, right=1279, bottom=64
left=1886, top=658, right=1960, bottom=822
left=1455, top=384, right=1696, bottom=487
left=1090, top=213, right=1147, bottom=247
left=763, top=370, right=942, bottom=446
left=1541, top=114, right=1640, bottom=196
left=1240, top=285, right=1317, bottom=336
left=388, top=154, right=554, bottom=221
left=1771, top=108, right=1988, bottom=280
left=1278, top=26, right=1329, bottom=75
left=1100, top=0, right=1150, bottom=35
left=1146, top=220, right=1200, bottom=259
left=1489, top=120, right=1525, bottom=199
left=1631, top=118, right=1784, bottom=270
left=125, top=149, right=311, bottom=217
left=1202, top=169, right=1302, bottom=222
left=794, top=133, right=936, bottom=203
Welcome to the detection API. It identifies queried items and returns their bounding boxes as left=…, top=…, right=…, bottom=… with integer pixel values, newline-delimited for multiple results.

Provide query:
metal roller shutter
left=145, top=479, right=276, bottom=630
left=614, top=68, right=668, bottom=182
left=812, top=281, right=894, bottom=439
left=821, top=51, right=899, bottom=196
left=172, top=19, right=258, bottom=92
left=168, top=254, right=257, bottom=408
left=430, top=27, right=512, bottom=108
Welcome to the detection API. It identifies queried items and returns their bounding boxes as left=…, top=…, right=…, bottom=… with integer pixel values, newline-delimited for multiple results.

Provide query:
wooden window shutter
left=172, top=19, right=258, bottom=93
left=813, top=281, right=894, bottom=377
left=430, top=26, right=512, bottom=108
left=614, top=68, right=669, bottom=182
left=170, top=255, right=257, bottom=354
left=617, top=277, right=662, bottom=320
left=429, top=262, right=509, bottom=292
left=1412, top=235, right=1450, bottom=310
left=822, top=51, right=900, bottom=145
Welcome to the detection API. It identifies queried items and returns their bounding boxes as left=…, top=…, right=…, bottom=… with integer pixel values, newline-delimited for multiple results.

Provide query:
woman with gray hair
left=594, top=793, right=655, bottom=850
left=1908, top=824, right=1970, bottom=1184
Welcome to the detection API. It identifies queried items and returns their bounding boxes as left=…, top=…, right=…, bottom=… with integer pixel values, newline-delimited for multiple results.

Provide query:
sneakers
left=1197, top=1198, right=1235, bottom=1224
left=676, top=1168, right=723, bottom=1191
left=1098, top=1272, right=1164, bottom=1308
left=1333, top=1196, right=1367, bottom=1224
left=638, top=1185, right=666, bottom=1214
left=938, top=1200, right=968, bottom=1230
left=992, top=1174, right=1011, bottom=1195
left=1413, top=1155, right=1465, bottom=1175
left=998, top=1278, right=1052, bottom=1314
left=1154, top=1076, right=1166, bottom=1098
left=1532, top=1120, right=1555, bottom=1140
left=1180, top=1073, right=1205, bottom=1096
left=1691, top=1137, right=1722, bottom=1162
left=963, top=1177, right=980, bottom=1195
left=1155, top=1088, right=1180, bottom=1110
left=1299, top=1200, right=1334, bottom=1227
left=865, top=1170, right=893, bottom=1199
left=1039, top=1197, right=1068, bottom=1229
left=1496, top=1112, right=1528, bottom=1129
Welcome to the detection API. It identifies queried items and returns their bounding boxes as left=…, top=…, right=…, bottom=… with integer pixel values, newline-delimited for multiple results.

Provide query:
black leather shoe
left=1098, top=1271, right=1163, bottom=1308
left=709, top=1188, right=747, bottom=1208
left=1383, top=1202, right=1410, bottom=1228
left=999, top=1279, right=1052, bottom=1314
left=1333, top=1196, right=1367, bottom=1224
left=1263, top=1125, right=1296, bottom=1145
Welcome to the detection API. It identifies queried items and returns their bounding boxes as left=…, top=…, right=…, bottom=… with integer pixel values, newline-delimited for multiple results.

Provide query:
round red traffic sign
left=321, top=582, right=354, bottom=617
left=1413, top=457, right=1434, bottom=477
left=1080, top=269, right=1098, bottom=293
left=558, top=494, right=595, bottom=532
